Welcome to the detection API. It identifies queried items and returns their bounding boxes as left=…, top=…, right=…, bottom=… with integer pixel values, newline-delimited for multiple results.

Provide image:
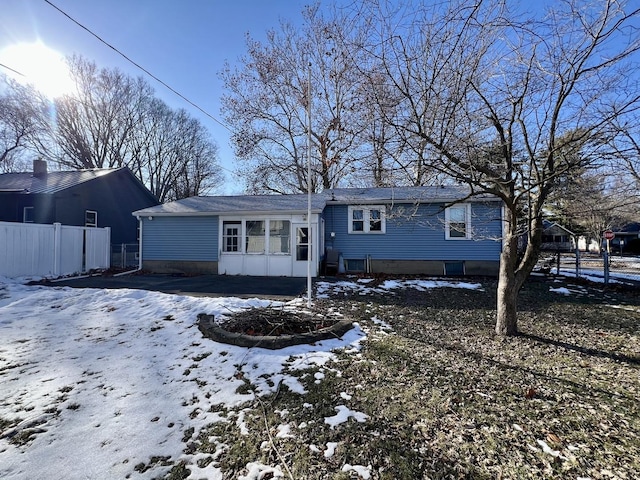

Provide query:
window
left=444, top=261, right=465, bottom=275
left=269, top=220, right=290, bottom=254
left=370, top=208, right=382, bottom=231
left=348, top=206, right=386, bottom=234
left=345, top=258, right=365, bottom=272
left=245, top=220, right=265, bottom=253
left=445, top=204, right=471, bottom=239
left=296, top=227, right=310, bottom=261
left=223, top=221, right=241, bottom=252
left=351, top=209, right=364, bottom=232
left=23, top=206, right=34, bottom=223
left=85, top=210, right=97, bottom=227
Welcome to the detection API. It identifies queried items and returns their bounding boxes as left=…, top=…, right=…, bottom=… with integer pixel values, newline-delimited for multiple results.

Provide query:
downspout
left=137, top=216, right=143, bottom=271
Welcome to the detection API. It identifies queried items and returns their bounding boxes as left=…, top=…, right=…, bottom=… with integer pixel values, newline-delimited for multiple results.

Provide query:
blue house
left=132, top=186, right=503, bottom=277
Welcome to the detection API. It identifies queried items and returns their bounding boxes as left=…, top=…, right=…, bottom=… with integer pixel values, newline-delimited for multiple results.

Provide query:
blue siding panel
left=324, top=203, right=502, bottom=261
left=143, top=216, right=218, bottom=261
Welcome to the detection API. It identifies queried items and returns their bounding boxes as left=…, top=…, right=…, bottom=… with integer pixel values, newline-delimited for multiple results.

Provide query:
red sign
left=603, top=230, right=615, bottom=240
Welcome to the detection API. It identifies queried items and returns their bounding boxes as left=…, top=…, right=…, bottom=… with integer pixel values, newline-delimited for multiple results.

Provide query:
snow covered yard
left=0, top=278, right=366, bottom=479
left=1, top=275, right=639, bottom=479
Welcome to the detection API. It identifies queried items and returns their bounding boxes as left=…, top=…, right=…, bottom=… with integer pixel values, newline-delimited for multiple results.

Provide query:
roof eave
left=326, top=196, right=502, bottom=205
left=132, top=208, right=324, bottom=217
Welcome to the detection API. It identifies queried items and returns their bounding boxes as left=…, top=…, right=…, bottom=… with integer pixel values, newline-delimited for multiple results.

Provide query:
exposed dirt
left=220, top=303, right=341, bottom=336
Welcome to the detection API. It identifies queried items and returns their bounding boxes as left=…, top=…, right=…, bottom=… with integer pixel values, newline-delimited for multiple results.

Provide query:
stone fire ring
left=197, top=313, right=354, bottom=350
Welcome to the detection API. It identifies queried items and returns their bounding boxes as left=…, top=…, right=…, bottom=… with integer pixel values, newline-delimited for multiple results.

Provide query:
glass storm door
left=296, top=226, right=310, bottom=261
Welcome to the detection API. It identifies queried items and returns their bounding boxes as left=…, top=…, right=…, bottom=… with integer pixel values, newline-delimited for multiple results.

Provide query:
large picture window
left=445, top=204, right=471, bottom=239
left=269, top=220, right=290, bottom=254
left=348, top=206, right=385, bottom=234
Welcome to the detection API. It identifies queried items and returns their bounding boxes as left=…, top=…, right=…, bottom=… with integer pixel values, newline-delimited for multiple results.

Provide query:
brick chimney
left=33, top=158, right=47, bottom=177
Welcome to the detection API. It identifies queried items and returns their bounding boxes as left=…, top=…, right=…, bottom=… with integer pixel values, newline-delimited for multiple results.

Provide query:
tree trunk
left=495, top=223, right=520, bottom=336
left=496, top=262, right=518, bottom=335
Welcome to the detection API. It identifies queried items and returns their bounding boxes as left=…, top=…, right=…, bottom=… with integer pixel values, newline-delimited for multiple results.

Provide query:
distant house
left=133, top=186, right=504, bottom=277
left=0, top=160, right=159, bottom=245
left=610, top=222, right=640, bottom=254
left=541, top=220, right=576, bottom=252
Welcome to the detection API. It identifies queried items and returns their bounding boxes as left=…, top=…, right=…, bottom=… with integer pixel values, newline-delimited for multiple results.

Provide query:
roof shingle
left=133, top=186, right=499, bottom=217
left=0, top=168, right=120, bottom=194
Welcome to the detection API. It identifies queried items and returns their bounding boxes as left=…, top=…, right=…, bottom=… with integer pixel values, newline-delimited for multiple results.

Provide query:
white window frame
left=220, top=218, right=293, bottom=256
left=268, top=219, right=291, bottom=255
left=222, top=220, right=242, bottom=253
left=348, top=205, right=386, bottom=234
left=85, top=210, right=98, bottom=227
left=23, top=206, right=34, bottom=223
left=245, top=220, right=266, bottom=254
left=445, top=203, right=472, bottom=240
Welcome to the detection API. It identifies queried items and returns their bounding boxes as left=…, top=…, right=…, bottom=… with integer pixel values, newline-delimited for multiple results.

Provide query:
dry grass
left=177, top=276, right=640, bottom=479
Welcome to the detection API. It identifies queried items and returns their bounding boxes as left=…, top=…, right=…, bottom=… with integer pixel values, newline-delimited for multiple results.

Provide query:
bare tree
left=131, top=98, right=222, bottom=202
left=220, top=4, right=376, bottom=193
left=52, top=56, right=151, bottom=170
left=43, top=56, right=222, bottom=200
left=548, top=166, right=636, bottom=250
left=358, top=0, right=640, bottom=335
left=0, top=75, right=51, bottom=172
left=610, top=120, right=640, bottom=199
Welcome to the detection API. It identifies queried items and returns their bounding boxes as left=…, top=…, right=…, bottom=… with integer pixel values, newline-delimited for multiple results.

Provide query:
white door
left=292, top=224, right=317, bottom=277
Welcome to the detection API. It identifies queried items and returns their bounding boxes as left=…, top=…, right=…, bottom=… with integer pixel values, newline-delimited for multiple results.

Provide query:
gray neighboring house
left=541, top=220, right=576, bottom=252
left=133, top=186, right=504, bottom=277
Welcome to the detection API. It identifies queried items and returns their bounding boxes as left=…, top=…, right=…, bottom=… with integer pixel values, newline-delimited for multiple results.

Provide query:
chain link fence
left=110, top=244, right=139, bottom=270
left=537, top=250, right=640, bottom=286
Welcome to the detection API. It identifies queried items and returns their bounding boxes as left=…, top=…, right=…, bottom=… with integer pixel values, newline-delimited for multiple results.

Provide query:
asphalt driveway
left=49, top=273, right=308, bottom=299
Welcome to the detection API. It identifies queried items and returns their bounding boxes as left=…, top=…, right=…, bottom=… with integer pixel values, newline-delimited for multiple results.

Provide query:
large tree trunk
left=495, top=233, right=519, bottom=336
left=495, top=205, right=545, bottom=336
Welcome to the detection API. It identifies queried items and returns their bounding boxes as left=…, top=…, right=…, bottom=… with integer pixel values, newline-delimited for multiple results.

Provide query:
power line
left=0, top=63, right=26, bottom=77
left=43, top=0, right=231, bottom=133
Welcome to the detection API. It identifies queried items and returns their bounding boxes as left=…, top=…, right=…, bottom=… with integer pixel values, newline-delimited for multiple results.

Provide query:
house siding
left=324, top=202, right=502, bottom=262
left=142, top=216, right=218, bottom=261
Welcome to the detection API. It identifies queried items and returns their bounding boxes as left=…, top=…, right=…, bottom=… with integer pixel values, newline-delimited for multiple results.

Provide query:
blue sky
left=0, top=0, right=320, bottom=194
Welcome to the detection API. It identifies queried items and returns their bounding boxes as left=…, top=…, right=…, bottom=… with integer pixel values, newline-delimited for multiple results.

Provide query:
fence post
left=53, top=222, right=62, bottom=276
left=104, top=227, right=111, bottom=268
left=575, top=248, right=580, bottom=278
left=603, top=250, right=609, bottom=285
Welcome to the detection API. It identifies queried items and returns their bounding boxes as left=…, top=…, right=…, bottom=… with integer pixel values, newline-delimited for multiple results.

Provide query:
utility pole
left=306, top=61, right=312, bottom=308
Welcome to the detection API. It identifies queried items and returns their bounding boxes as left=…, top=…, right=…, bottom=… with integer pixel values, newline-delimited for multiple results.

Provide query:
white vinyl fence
left=0, top=221, right=110, bottom=278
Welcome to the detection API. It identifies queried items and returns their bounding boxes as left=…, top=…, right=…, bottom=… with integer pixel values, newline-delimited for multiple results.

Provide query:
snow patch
left=237, top=462, right=284, bottom=479
left=341, top=463, right=372, bottom=479
left=324, top=441, right=339, bottom=458
left=324, top=405, right=369, bottom=429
